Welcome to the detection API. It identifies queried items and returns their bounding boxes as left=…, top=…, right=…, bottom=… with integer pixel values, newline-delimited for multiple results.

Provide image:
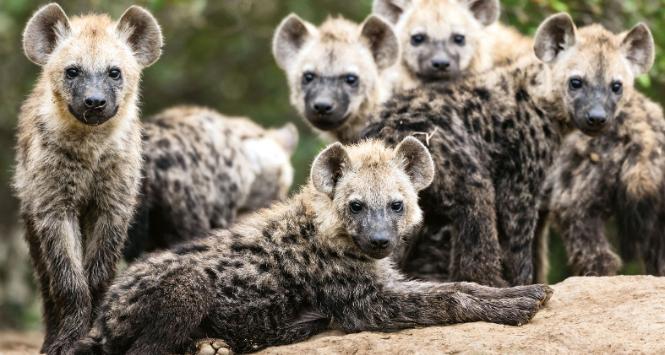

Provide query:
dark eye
left=302, top=72, right=316, bottom=85
left=65, top=67, right=79, bottom=79
left=611, top=81, right=623, bottom=94
left=452, top=34, right=466, bottom=46
left=349, top=201, right=364, bottom=214
left=344, top=74, right=358, bottom=86
left=390, top=201, right=404, bottom=213
left=109, top=68, right=122, bottom=80
left=569, top=77, right=584, bottom=90
left=411, top=34, right=427, bottom=46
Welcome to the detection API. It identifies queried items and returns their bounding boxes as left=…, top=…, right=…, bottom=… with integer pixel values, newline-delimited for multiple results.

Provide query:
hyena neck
left=330, top=93, right=382, bottom=144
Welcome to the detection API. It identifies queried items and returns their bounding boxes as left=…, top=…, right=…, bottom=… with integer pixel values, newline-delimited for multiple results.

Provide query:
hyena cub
left=373, top=0, right=532, bottom=90
left=363, top=14, right=655, bottom=286
left=273, top=14, right=399, bottom=143
left=123, top=106, right=298, bottom=260
left=78, top=138, right=551, bottom=354
left=545, top=91, right=665, bottom=277
left=12, top=3, right=162, bottom=353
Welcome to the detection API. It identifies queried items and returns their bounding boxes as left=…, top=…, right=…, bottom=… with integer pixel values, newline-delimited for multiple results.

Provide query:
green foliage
left=0, top=0, right=664, bottom=329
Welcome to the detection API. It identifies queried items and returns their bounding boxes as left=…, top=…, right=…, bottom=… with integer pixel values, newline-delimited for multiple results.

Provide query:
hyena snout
left=352, top=215, right=399, bottom=259
left=67, top=72, right=121, bottom=126
left=586, top=105, right=608, bottom=127
left=305, top=93, right=350, bottom=130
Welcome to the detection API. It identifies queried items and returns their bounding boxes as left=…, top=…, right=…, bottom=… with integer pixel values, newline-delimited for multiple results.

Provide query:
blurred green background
left=0, top=0, right=663, bottom=330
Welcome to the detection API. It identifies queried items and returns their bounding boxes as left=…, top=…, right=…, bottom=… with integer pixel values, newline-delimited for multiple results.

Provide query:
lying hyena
left=123, top=106, right=298, bottom=260
left=363, top=13, right=655, bottom=286
left=13, top=3, right=162, bottom=353
left=76, top=138, right=552, bottom=355
left=373, top=0, right=533, bottom=91
left=273, top=14, right=399, bottom=143
left=544, top=92, right=665, bottom=277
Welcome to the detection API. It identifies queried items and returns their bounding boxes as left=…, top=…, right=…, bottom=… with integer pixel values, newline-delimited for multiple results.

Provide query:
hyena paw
left=500, top=284, right=553, bottom=305
left=484, top=296, right=543, bottom=326
left=192, top=338, right=233, bottom=355
left=576, top=251, right=622, bottom=276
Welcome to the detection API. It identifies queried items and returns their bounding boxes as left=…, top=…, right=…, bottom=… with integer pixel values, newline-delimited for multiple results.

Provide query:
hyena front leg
left=335, top=281, right=552, bottom=332
left=36, top=214, right=92, bottom=354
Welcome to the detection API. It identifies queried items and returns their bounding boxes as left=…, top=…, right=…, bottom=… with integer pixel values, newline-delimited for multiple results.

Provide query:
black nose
left=313, top=101, right=335, bottom=115
left=84, top=96, right=107, bottom=109
left=370, top=235, right=390, bottom=249
left=586, top=109, right=608, bottom=126
left=431, top=59, right=450, bottom=70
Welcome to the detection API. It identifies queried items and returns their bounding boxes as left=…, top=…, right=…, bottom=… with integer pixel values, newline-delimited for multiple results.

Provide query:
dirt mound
left=3, top=276, right=664, bottom=354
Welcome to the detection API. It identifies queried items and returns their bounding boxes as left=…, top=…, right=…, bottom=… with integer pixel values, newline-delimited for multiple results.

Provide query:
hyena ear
left=116, top=6, right=164, bottom=67
left=533, top=13, right=577, bottom=63
left=23, top=3, right=70, bottom=65
left=360, top=15, right=399, bottom=70
left=273, top=14, right=313, bottom=70
left=621, top=23, right=655, bottom=76
left=372, top=0, right=412, bottom=24
left=311, top=142, right=351, bottom=197
left=395, top=137, right=435, bottom=191
left=464, top=0, right=500, bottom=26
left=269, top=122, right=300, bottom=155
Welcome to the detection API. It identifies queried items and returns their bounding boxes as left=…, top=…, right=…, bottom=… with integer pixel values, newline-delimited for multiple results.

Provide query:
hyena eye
left=611, top=81, right=623, bottom=94
left=349, top=201, right=364, bottom=214
left=411, top=34, right=427, bottom=46
left=65, top=67, right=80, bottom=79
left=568, top=77, right=584, bottom=91
left=390, top=201, right=404, bottom=213
left=109, top=68, right=122, bottom=80
left=344, top=74, right=359, bottom=86
left=302, top=72, right=316, bottom=85
left=452, top=34, right=466, bottom=46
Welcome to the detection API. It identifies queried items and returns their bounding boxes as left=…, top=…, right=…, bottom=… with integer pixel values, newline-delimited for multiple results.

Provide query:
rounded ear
left=621, top=23, right=655, bottom=76
left=116, top=6, right=163, bottom=67
left=23, top=3, right=70, bottom=65
left=533, top=13, right=577, bottom=63
left=395, top=137, right=434, bottom=191
left=464, top=0, right=500, bottom=26
left=360, top=15, right=400, bottom=70
left=269, top=122, right=300, bottom=155
left=272, top=14, right=313, bottom=70
left=372, top=0, right=411, bottom=24
left=311, top=142, right=351, bottom=197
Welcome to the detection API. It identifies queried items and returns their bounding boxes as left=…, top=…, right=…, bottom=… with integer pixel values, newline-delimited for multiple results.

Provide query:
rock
left=259, top=276, right=665, bottom=354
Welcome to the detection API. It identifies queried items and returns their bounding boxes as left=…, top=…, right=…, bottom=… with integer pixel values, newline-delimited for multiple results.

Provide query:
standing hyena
left=272, top=14, right=399, bottom=143
left=123, top=106, right=298, bottom=260
left=12, top=3, right=162, bottom=353
left=76, top=138, right=552, bottom=355
left=363, top=13, right=655, bottom=286
left=372, top=0, right=533, bottom=91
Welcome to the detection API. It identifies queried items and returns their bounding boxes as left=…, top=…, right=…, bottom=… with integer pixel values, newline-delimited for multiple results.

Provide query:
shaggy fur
left=12, top=4, right=162, bottom=354
left=75, top=139, right=551, bottom=354
left=273, top=14, right=399, bottom=143
left=363, top=14, right=654, bottom=286
left=123, top=106, right=298, bottom=260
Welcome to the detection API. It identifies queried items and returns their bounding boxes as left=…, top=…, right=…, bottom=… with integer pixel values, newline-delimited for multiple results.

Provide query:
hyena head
left=273, top=14, right=398, bottom=135
left=374, top=0, right=499, bottom=82
left=234, top=120, right=298, bottom=211
left=534, top=13, right=655, bottom=136
left=22, top=3, right=162, bottom=126
left=311, top=137, right=434, bottom=259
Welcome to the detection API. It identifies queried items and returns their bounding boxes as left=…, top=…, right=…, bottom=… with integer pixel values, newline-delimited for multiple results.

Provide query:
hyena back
left=78, top=138, right=551, bottom=354
left=123, top=106, right=298, bottom=260
left=12, top=4, right=162, bottom=353
left=273, top=14, right=399, bottom=143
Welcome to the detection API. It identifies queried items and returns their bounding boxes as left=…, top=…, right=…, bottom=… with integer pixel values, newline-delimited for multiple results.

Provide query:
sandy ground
left=3, top=275, right=664, bottom=354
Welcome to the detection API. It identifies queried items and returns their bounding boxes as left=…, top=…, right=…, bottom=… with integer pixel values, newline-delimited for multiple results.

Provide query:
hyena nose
left=84, top=96, right=107, bottom=109
left=313, top=101, right=335, bottom=115
left=369, top=235, right=390, bottom=249
left=431, top=59, right=450, bottom=71
left=586, top=108, right=608, bottom=126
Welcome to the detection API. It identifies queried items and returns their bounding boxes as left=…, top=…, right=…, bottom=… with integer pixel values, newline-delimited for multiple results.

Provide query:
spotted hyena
left=273, top=14, right=399, bottom=143
left=75, top=137, right=552, bottom=354
left=372, top=0, right=532, bottom=91
left=12, top=3, right=162, bottom=353
left=123, top=106, right=298, bottom=260
left=363, top=13, right=655, bottom=286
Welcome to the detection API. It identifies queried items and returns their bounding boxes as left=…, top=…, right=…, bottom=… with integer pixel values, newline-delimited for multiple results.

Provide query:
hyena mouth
left=306, top=112, right=350, bottom=130
left=68, top=105, right=119, bottom=126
